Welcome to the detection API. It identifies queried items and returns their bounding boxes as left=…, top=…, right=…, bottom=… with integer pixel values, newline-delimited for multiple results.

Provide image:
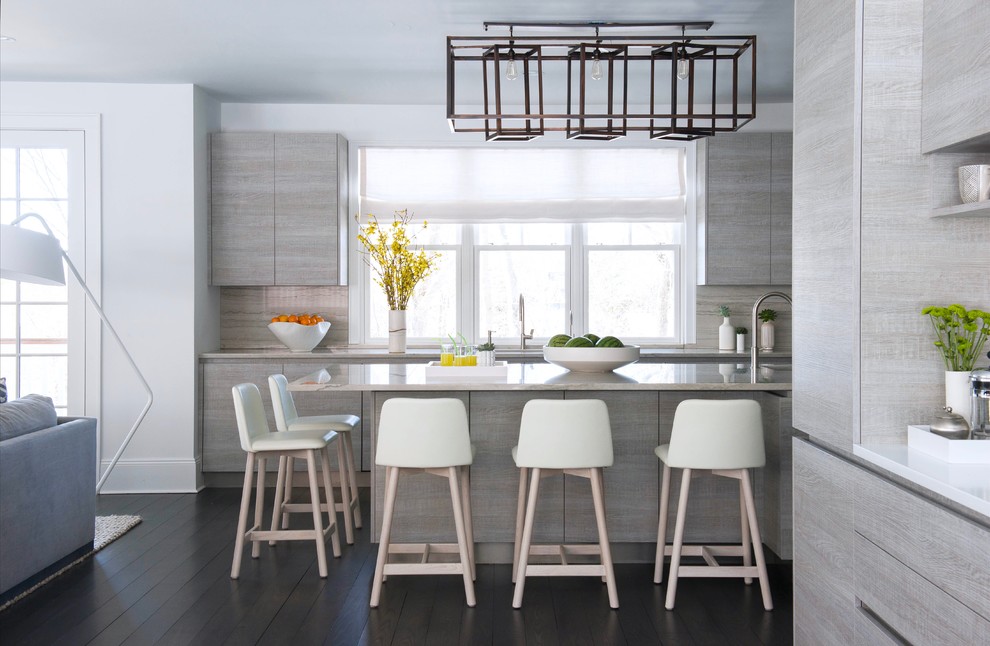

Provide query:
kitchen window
left=356, top=147, right=696, bottom=346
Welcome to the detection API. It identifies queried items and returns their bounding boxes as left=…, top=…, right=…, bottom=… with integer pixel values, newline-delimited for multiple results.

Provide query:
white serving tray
left=424, top=361, right=509, bottom=380
left=907, top=425, right=990, bottom=463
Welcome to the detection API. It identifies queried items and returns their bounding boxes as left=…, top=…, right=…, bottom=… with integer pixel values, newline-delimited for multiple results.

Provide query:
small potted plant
left=922, top=304, right=990, bottom=423
left=735, top=326, right=748, bottom=354
left=477, top=330, right=496, bottom=367
left=758, top=308, right=777, bottom=352
left=718, top=305, right=734, bottom=351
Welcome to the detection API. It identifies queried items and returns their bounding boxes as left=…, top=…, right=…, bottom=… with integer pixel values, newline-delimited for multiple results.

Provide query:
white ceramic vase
left=736, top=333, right=746, bottom=354
left=945, top=370, right=973, bottom=425
left=478, top=350, right=496, bottom=367
left=718, top=317, right=735, bottom=351
left=760, top=321, right=776, bottom=352
left=388, top=309, right=407, bottom=353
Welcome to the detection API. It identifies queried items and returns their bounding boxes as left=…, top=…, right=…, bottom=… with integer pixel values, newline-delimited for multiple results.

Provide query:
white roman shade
left=360, top=147, right=686, bottom=222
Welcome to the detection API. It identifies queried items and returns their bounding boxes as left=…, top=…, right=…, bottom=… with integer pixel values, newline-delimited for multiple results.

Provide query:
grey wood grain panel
left=770, top=133, right=792, bottom=286
left=706, top=133, right=773, bottom=285
left=361, top=391, right=372, bottom=472
left=562, top=391, right=659, bottom=543
left=202, top=361, right=280, bottom=471
left=792, top=0, right=859, bottom=450
left=762, top=393, right=793, bottom=560
left=854, top=466, right=990, bottom=620
left=657, top=392, right=766, bottom=545
left=370, top=391, right=471, bottom=543
left=854, top=533, right=990, bottom=645
left=274, top=133, right=340, bottom=286
left=336, top=133, right=350, bottom=286
left=854, top=604, right=906, bottom=645
left=921, top=0, right=990, bottom=153
left=792, top=439, right=857, bottom=646
left=469, top=392, right=565, bottom=544
left=219, top=285, right=349, bottom=349
left=211, top=133, right=275, bottom=285
left=285, top=363, right=363, bottom=473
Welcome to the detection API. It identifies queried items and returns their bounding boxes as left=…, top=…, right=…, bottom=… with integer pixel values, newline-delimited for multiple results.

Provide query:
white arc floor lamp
left=0, top=213, right=153, bottom=493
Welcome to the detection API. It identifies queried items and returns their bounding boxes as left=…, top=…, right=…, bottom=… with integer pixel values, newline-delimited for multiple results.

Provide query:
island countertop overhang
left=287, top=361, right=792, bottom=393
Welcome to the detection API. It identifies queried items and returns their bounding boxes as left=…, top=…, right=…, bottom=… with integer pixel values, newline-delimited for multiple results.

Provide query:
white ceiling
left=0, top=0, right=794, bottom=105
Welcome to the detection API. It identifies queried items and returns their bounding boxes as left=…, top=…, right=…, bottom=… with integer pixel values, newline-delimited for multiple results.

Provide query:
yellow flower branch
left=355, top=209, right=440, bottom=311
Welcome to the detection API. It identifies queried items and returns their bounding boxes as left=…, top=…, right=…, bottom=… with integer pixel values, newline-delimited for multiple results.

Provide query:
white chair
left=653, top=398, right=773, bottom=610
left=230, top=383, right=341, bottom=579
left=371, top=398, right=476, bottom=608
left=268, top=374, right=362, bottom=545
left=512, top=399, right=618, bottom=609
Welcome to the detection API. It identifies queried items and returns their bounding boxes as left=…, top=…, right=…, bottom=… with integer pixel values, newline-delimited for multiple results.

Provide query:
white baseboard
left=98, top=457, right=204, bottom=494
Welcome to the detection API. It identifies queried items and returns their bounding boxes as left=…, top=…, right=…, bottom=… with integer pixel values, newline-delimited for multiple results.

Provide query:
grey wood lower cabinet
left=794, top=437, right=990, bottom=645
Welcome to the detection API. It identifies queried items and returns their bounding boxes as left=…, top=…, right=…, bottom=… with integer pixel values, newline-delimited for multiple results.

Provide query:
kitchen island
left=276, top=362, right=794, bottom=563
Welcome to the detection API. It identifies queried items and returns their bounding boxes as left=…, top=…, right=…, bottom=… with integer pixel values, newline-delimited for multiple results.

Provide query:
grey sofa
left=0, top=394, right=97, bottom=598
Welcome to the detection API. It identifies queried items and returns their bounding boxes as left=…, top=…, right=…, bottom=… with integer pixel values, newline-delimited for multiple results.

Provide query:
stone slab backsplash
left=220, top=286, right=349, bottom=349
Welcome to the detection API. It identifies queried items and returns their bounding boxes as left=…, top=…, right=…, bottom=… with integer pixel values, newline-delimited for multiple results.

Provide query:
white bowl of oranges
left=268, top=313, right=331, bottom=352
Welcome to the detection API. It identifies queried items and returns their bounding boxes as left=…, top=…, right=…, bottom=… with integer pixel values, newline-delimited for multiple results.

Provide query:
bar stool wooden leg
left=252, top=456, right=266, bottom=559
left=281, top=456, right=294, bottom=529
left=371, top=465, right=399, bottom=607
left=231, top=452, right=255, bottom=579
left=665, top=468, right=692, bottom=610
left=742, top=469, right=773, bottom=610
left=343, top=431, right=362, bottom=529
left=740, top=474, right=753, bottom=584
left=306, top=450, right=329, bottom=578
left=319, top=448, right=342, bottom=558
left=269, top=455, right=288, bottom=546
left=448, top=467, right=477, bottom=607
left=590, top=467, right=619, bottom=609
left=512, top=466, right=528, bottom=583
left=459, top=465, right=476, bottom=581
left=512, top=467, right=541, bottom=609
left=334, top=439, right=355, bottom=545
left=654, top=463, right=672, bottom=584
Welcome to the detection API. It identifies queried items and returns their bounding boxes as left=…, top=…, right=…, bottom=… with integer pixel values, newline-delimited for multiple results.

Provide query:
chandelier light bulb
left=591, top=58, right=604, bottom=81
left=676, top=57, right=690, bottom=81
left=506, top=58, right=518, bottom=81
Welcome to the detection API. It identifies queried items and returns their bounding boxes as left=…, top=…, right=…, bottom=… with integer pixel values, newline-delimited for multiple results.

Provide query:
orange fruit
left=288, top=315, right=299, bottom=323
left=271, top=316, right=279, bottom=323
left=300, top=316, right=312, bottom=326
left=278, top=314, right=289, bottom=322
left=314, top=315, right=324, bottom=322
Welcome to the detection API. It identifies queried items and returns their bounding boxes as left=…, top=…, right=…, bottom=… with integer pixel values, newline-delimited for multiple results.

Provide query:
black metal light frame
left=447, top=21, right=756, bottom=141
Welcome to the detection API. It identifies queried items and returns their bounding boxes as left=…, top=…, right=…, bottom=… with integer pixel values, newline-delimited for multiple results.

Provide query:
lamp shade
left=0, top=223, right=66, bottom=286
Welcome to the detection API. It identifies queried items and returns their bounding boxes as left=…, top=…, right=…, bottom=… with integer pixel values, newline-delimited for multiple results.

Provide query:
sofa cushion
left=0, top=394, right=58, bottom=441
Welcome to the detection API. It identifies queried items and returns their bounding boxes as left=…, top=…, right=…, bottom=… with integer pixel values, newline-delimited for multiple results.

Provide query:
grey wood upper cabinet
left=211, top=132, right=348, bottom=286
left=921, top=0, right=990, bottom=153
left=701, top=132, right=792, bottom=285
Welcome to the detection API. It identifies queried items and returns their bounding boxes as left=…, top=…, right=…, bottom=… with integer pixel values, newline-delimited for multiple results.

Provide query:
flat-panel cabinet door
left=770, top=132, right=793, bottom=285
left=202, top=361, right=280, bottom=471
left=706, top=133, right=773, bottom=285
left=275, top=133, right=340, bottom=285
left=211, top=133, right=275, bottom=285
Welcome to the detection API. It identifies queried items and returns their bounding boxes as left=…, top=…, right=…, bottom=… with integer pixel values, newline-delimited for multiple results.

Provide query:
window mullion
left=571, top=224, right=585, bottom=338
left=461, top=224, right=474, bottom=342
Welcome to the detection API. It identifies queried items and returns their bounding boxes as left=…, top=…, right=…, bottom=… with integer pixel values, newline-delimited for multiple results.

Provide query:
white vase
left=388, top=310, right=407, bottom=353
left=718, top=317, right=735, bottom=351
left=736, top=333, right=746, bottom=354
left=945, top=370, right=973, bottom=425
left=760, top=321, right=775, bottom=352
left=478, top=350, right=496, bottom=367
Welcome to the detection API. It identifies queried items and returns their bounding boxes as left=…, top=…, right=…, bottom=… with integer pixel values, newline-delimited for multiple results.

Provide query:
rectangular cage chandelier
left=446, top=21, right=757, bottom=141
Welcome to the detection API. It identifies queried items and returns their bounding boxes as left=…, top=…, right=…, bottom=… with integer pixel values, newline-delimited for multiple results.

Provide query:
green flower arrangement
left=718, top=305, right=731, bottom=317
left=758, top=309, right=777, bottom=322
left=355, top=209, right=440, bottom=311
left=921, top=304, right=990, bottom=371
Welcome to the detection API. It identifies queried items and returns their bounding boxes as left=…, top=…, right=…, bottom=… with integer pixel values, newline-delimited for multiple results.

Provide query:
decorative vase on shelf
left=736, top=333, right=746, bottom=354
left=945, top=370, right=973, bottom=426
left=388, top=310, right=407, bottom=353
left=478, top=350, right=496, bottom=367
left=760, top=321, right=776, bottom=352
left=718, top=317, right=735, bottom=351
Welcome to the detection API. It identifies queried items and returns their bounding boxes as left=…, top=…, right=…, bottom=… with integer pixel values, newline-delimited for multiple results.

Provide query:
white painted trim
left=97, top=457, right=204, bottom=494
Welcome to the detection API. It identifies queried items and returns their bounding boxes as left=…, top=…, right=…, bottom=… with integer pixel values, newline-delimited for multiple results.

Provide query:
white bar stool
left=371, top=398, right=476, bottom=608
left=512, top=399, right=618, bottom=609
left=268, top=374, right=362, bottom=545
left=230, top=383, right=341, bottom=579
left=653, top=398, right=773, bottom=610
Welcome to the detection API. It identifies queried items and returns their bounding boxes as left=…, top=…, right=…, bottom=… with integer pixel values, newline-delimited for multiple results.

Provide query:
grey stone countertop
left=285, top=361, right=792, bottom=392
left=201, top=346, right=792, bottom=362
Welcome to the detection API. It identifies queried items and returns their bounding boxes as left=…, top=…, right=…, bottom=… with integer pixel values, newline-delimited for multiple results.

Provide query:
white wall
left=1, top=82, right=213, bottom=492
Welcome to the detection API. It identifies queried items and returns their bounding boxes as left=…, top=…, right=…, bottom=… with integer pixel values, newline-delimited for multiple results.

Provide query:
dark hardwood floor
left=0, top=488, right=793, bottom=645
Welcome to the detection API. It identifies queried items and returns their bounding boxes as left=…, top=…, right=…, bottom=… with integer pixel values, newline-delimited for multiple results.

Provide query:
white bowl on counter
left=268, top=321, right=331, bottom=352
left=542, top=345, right=640, bottom=372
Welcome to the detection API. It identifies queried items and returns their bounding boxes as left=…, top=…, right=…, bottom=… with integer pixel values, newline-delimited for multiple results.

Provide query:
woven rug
left=0, top=514, right=141, bottom=612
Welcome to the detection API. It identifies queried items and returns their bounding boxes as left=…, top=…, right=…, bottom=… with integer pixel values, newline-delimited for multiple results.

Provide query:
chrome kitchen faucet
left=519, top=294, right=534, bottom=350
